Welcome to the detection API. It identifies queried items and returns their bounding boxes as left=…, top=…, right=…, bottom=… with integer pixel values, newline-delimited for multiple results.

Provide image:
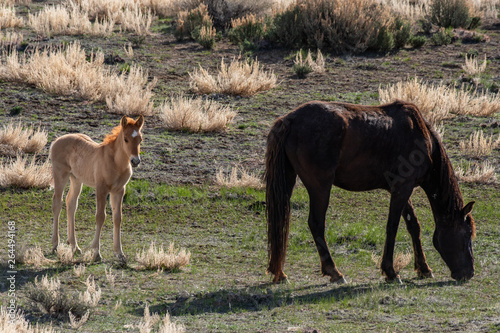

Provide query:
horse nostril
left=130, top=157, right=140, bottom=167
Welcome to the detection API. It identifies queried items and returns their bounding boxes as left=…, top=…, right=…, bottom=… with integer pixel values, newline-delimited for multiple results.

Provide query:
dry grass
left=157, top=95, right=236, bottom=132
left=379, top=0, right=429, bottom=21
left=105, top=266, right=117, bottom=288
left=17, top=244, right=54, bottom=267
left=69, top=309, right=90, bottom=330
left=294, top=49, right=325, bottom=74
left=27, top=4, right=115, bottom=37
left=462, top=54, right=487, bottom=78
left=158, top=312, right=185, bottom=333
left=371, top=252, right=412, bottom=274
left=459, top=130, right=500, bottom=157
left=136, top=305, right=185, bottom=333
left=456, top=160, right=497, bottom=184
left=0, top=122, right=47, bottom=153
left=379, top=77, right=500, bottom=125
left=56, top=243, right=74, bottom=265
left=216, top=165, right=264, bottom=189
left=0, top=31, right=24, bottom=49
left=0, top=42, right=156, bottom=115
left=117, top=6, right=153, bottom=35
left=190, top=57, right=277, bottom=97
left=73, top=263, right=86, bottom=277
left=26, top=274, right=100, bottom=318
left=0, top=155, right=52, bottom=189
left=0, top=4, right=24, bottom=29
left=136, top=242, right=191, bottom=271
left=1, top=306, right=55, bottom=333
left=124, top=42, right=134, bottom=58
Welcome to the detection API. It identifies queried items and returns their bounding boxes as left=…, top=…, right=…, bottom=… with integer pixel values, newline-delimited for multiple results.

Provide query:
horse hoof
left=115, top=254, right=127, bottom=266
left=92, top=253, right=102, bottom=263
left=418, top=271, right=434, bottom=279
left=331, top=276, right=347, bottom=284
left=386, top=276, right=403, bottom=284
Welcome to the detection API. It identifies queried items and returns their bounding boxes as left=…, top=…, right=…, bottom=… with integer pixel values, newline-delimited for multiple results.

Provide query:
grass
left=2, top=180, right=499, bottom=331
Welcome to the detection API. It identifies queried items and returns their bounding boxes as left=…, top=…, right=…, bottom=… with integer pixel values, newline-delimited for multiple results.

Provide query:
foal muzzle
left=130, top=156, right=141, bottom=167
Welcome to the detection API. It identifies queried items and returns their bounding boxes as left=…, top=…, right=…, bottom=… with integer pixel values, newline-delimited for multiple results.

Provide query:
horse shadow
left=144, top=278, right=459, bottom=317
left=0, top=263, right=73, bottom=292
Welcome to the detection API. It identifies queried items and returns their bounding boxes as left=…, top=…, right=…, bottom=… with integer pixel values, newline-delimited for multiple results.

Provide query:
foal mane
left=102, top=117, right=135, bottom=144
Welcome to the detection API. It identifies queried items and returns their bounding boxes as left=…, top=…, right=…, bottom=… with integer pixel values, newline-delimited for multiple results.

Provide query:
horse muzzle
left=451, top=268, right=474, bottom=281
left=130, top=156, right=141, bottom=168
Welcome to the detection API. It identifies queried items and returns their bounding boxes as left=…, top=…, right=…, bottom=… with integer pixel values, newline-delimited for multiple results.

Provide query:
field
left=1, top=1, right=500, bottom=332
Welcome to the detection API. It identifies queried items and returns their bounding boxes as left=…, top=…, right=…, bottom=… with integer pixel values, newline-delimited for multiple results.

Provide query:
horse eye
left=124, top=138, right=128, bottom=143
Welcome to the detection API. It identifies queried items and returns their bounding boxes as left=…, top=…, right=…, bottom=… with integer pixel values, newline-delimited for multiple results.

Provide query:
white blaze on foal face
left=132, top=130, right=138, bottom=138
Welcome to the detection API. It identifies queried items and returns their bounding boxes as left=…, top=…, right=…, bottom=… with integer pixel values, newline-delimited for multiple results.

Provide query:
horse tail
left=265, top=116, right=296, bottom=282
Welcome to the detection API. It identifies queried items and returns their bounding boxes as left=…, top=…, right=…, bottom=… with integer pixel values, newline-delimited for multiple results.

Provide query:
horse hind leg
left=402, top=199, right=433, bottom=278
left=52, top=168, right=70, bottom=252
left=90, top=186, right=107, bottom=262
left=305, top=182, right=345, bottom=284
left=66, top=176, right=83, bottom=255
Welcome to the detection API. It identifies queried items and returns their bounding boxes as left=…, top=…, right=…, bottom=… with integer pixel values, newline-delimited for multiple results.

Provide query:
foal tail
left=265, top=116, right=296, bottom=282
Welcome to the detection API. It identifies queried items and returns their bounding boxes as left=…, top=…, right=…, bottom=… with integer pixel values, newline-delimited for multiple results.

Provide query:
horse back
left=282, top=100, right=435, bottom=191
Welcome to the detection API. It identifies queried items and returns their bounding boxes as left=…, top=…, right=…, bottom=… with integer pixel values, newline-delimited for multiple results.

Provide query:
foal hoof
left=92, top=252, right=102, bottom=263
left=331, top=276, right=347, bottom=284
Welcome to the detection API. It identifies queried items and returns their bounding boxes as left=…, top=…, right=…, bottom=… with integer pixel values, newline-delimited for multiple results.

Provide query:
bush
left=374, top=26, right=395, bottom=52
left=393, top=17, right=412, bottom=49
left=227, top=14, right=267, bottom=51
left=410, top=35, right=427, bottom=48
left=268, top=0, right=392, bottom=54
left=430, top=27, right=454, bottom=45
left=195, top=24, right=216, bottom=49
left=174, top=3, right=212, bottom=40
left=204, top=0, right=272, bottom=30
left=429, top=0, right=476, bottom=29
left=293, top=63, right=313, bottom=78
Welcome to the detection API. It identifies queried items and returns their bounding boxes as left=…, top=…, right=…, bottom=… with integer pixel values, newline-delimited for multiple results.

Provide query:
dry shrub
left=459, top=130, right=500, bottom=157
left=28, top=4, right=115, bottom=37
left=456, top=160, right=497, bottom=184
left=371, top=252, right=412, bottom=273
left=124, top=42, right=134, bottom=58
left=0, top=122, right=47, bottom=153
left=0, top=306, right=55, bottom=333
left=26, top=274, right=100, bottom=318
left=136, top=242, right=191, bottom=271
left=378, top=0, right=429, bottom=22
left=0, top=4, right=24, bottom=29
left=379, top=77, right=500, bottom=125
left=270, top=0, right=393, bottom=54
left=158, top=312, right=185, bottom=333
left=105, top=266, right=117, bottom=288
left=73, top=263, right=86, bottom=277
left=190, top=57, right=277, bottom=96
left=0, top=42, right=156, bottom=115
left=216, top=165, right=264, bottom=189
left=136, top=305, right=185, bottom=333
left=158, top=95, right=236, bottom=132
left=462, top=54, right=487, bottom=78
left=69, top=310, right=90, bottom=330
left=429, top=0, right=478, bottom=29
left=293, top=49, right=325, bottom=76
left=0, top=155, right=52, bottom=189
left=56, top=243, right=74, bottom=265
left=118, top=6, right=153, bottom=35
left=17, top=244, right=54, bottom=267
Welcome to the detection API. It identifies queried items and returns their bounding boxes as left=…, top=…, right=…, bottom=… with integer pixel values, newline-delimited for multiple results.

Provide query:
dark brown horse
left=265, top=100, right=476, bottom=283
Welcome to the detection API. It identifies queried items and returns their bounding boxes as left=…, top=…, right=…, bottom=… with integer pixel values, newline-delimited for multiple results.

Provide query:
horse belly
left=333, top=157, right=390, bottom=191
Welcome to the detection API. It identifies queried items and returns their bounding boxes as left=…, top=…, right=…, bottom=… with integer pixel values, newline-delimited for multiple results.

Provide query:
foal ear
left=135, top=115, right=144, bottom=129
left=462, top=201, right=475, bottom=216
left=120, top=116, right=129, bottom=128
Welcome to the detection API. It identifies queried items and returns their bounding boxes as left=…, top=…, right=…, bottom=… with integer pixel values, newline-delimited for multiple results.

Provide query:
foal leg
left=381, top=188, right=413, bottom=282
left=110, top=187, right=126, bottom=264
left=90, top=186, right=107, bottom=262
left=52, top=170, right=70, bottom=252
left=402, top=199, right=433, bottom=278
left=306, top=185, right=345, bottom=283
left=66, top=176, right=83, bottom=255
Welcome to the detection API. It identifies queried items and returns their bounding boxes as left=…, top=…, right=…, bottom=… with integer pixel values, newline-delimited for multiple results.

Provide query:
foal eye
left=124, top=138, right=129, bottom=143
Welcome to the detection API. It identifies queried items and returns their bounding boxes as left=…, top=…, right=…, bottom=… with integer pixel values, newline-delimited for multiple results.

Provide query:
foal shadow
left=144, top=278, right=460, bottom=317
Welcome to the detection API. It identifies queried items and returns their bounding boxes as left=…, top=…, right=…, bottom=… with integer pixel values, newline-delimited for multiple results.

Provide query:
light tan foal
left=50, top=115, right=144, bottom=263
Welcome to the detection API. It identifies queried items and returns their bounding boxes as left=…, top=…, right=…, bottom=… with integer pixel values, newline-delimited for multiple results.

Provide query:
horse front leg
left=52, top=171, right=70, bottom=252
left=110, top=188, right=126, bottom=264
left=381, top=188, right=413, bottom=282
left=90, top=187, right=107, bottom=262
left=307, top=187, right=346, bottom=284
left=402, top=199, right=433, bottom=278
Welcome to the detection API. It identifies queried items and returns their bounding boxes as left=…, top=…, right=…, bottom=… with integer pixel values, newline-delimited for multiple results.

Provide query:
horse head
left=120, top=115, right=144, bottom=167
left=433, top=201, right=475, bottom=281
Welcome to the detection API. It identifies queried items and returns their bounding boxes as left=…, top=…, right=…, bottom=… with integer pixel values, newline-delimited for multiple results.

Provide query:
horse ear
left=120, top=116, right=128, bottom=128
left=136, top=115, right=144, bottom=129
left=462, top=201, right=475, bottom=216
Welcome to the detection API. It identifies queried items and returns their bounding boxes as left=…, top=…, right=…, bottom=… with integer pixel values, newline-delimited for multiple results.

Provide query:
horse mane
left=429, top=128, right=475, bottom=235
left=102, top=117, right=135, bottom=144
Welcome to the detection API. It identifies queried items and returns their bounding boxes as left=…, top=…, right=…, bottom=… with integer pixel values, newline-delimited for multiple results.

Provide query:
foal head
left=433, top=201, right=476, bottom=281
left=119, top=115, right=144, bottom=167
